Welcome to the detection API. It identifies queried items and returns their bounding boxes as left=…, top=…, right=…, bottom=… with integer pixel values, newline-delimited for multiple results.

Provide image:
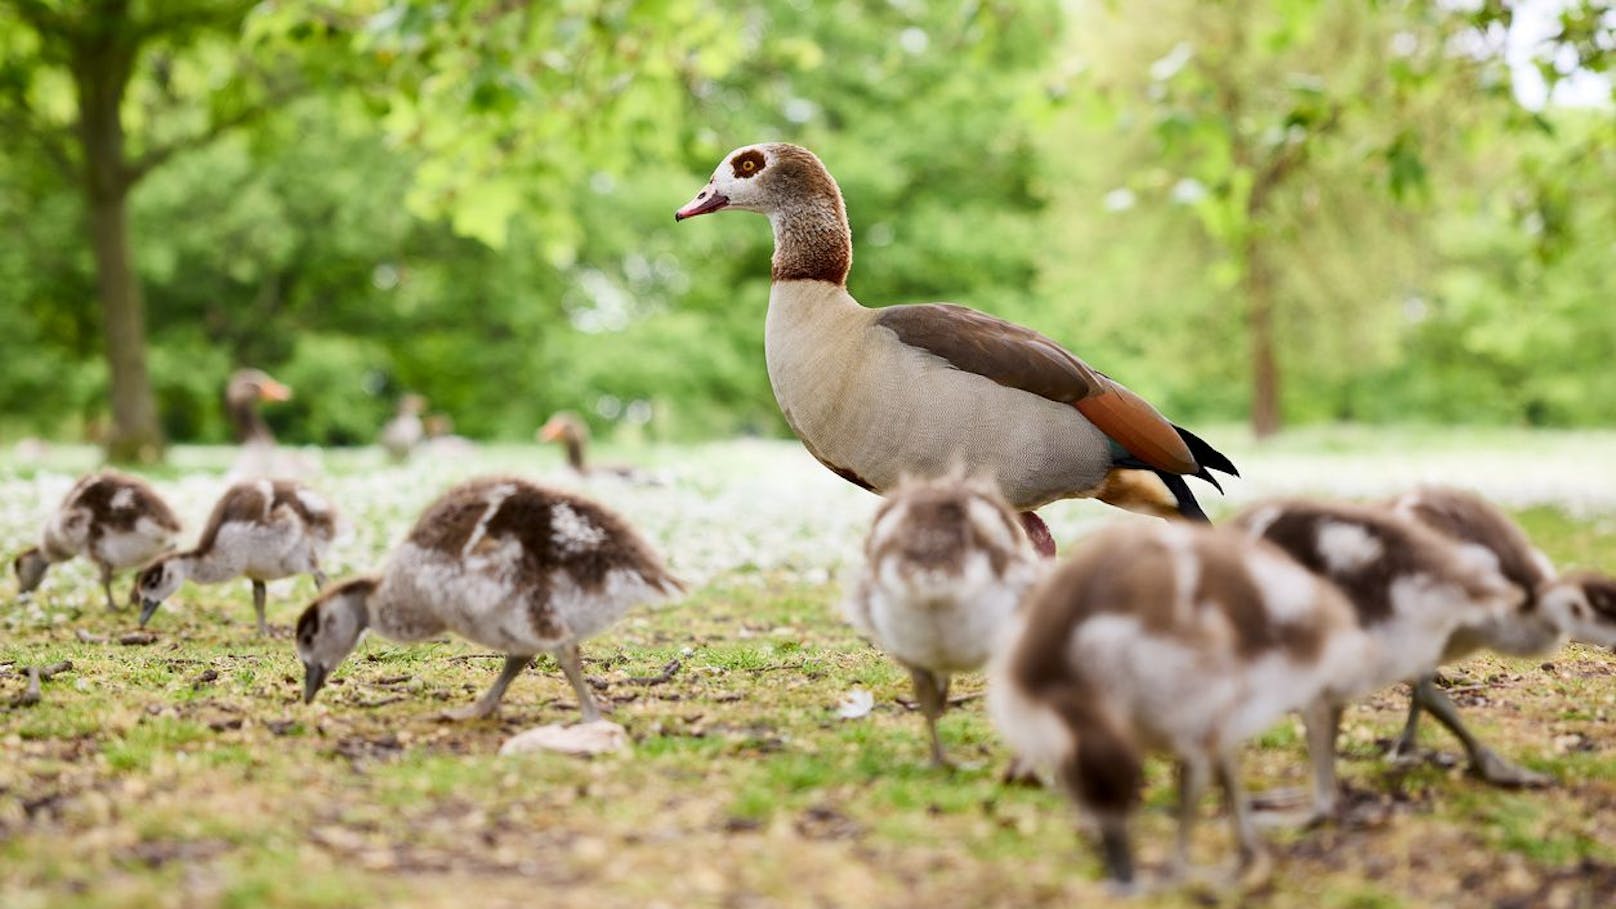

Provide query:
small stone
left=500, top=720, right=630, bottom=757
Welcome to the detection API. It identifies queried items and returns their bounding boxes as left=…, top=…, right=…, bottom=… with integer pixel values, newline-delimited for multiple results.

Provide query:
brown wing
left=875, top=303, right=1197, bottom=475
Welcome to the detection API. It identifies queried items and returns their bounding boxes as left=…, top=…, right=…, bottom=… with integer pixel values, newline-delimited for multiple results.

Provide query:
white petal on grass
left=836, top=688, right=875, bottom=720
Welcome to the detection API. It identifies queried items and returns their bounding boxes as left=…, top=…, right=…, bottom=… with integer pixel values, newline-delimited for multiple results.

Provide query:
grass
left=3, top=436, right=1616, bottom=908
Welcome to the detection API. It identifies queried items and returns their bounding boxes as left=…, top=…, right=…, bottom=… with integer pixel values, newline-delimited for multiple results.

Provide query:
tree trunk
left=72, top=15, right=162, bottom=463
left=1245, top=237, right=1282, bottom=439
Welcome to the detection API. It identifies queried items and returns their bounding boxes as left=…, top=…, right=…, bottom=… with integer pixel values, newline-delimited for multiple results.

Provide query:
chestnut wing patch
left=875, top=303, right=1197, bottom=476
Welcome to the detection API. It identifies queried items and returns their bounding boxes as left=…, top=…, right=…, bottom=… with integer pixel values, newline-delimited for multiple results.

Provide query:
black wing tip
left=1173, top=425, right=1240, bottom=479
left=1156, top=470, right=1212, bottom=523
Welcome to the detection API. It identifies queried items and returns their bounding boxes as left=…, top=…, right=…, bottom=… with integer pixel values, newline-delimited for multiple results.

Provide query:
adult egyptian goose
left=676, top=144, right=1238, bottom=553
left=1385, top=486, right=1616, bottom=786
left=1231, top=498, right=1522, bottom=820
left=988, top=522, right=1373, bottom=887
left=226, top=369, right=292, bottom=445
left=13, top=471, right=181, bottom=611
left=843, top=472, right=1040, bottom=766
left=380, top=393, right=427, bottom=462
left=537, top=411, right=648, bottom=481
left=295, top=477, right=682, bottom=720
left=132, top=478, right=337, bottom=635
left=225, top=368, right=310, bottom=479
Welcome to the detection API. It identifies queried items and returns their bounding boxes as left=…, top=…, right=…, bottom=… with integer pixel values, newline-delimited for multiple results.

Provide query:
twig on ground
left=75, top=628, right=108, bottom=644
left=628, top=659, right=681, bottom=686
left=353, top=695, right=406, bottom=709
left=12, top=667, right=42, bottom=707
left=119, top=632, right=158, bottom=646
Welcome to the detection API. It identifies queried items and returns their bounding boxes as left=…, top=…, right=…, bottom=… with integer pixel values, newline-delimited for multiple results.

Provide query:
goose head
left=227, top=369, right=293, bottom=407
left=1540, top=571, right=1616, bottom=650
left=13, top=547, right=48, bottom=593
left=132, top=554, right=190, bottom=626
left=295, top=577, right=376, bottom=704
left=675, top=143, right=840, bottom=221
left=537, top=411, right=588, bottom=445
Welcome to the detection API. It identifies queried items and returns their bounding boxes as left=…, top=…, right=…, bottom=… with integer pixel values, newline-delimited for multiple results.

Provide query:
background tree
left=0, top=0, right=309, bottom=461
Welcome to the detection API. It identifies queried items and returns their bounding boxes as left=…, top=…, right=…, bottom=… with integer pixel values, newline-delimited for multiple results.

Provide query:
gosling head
left=13, top=547, right=48, bottom=593
left=1540, top=571, right=1616, bottom=650
left=295, top=577, right=376, bottom=705
left=131, top=554, right=190, bottom=626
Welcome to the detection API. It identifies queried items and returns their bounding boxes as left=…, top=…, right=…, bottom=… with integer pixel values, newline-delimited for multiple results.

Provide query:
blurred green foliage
left=0, top=0, right=1613, bottom=446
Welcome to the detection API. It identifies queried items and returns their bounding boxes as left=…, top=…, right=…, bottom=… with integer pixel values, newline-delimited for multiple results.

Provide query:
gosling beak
left=675, top=186, right=728, bottom=222
left=303, top=663, right=329, bottom=704
left=258, top=379, right=293, bottom=403
left=538, top=419, right=564, bottom=443
left=138, top=598, right=161, bottom=627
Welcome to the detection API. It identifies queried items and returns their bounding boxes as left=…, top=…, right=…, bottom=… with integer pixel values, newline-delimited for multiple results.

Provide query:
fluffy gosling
left=843, top=473, right=1040, bottom=766
left=13, top=471, right=181, bottom=611
left=133, top=478, right=337, bottom=634
left=295, top=477, right=682, bottom=720
left=988, top=523, right=1374, bottom=888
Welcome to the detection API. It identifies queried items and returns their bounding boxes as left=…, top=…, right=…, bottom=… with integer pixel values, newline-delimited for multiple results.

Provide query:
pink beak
left=675, top=186, right=729, bottom=221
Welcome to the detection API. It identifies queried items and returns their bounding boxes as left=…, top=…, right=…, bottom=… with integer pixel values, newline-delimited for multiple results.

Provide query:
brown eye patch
left=730, top=149, right=765, bottom=179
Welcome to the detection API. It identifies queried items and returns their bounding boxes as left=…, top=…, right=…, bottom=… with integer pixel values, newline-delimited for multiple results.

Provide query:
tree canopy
left=1, top=0, right=1612, bottom=452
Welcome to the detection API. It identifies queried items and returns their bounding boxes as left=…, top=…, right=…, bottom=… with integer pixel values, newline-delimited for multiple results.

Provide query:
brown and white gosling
left=1231, top=498, right=1522, bottom=820
left=132, top=478, right=338, bottom=635
left=295, top=477, right=682, bottom=720
left=843, top=473, right=1040, bottom=766
left=987, top=522, right=1374, bottom=888
left=13, top=472, right=181, bottom=611
left=1385, top=486, right=1616, bottom=786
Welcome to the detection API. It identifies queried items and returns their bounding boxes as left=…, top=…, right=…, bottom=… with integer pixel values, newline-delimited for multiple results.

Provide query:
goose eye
left=731, top=149, right=766, bottom=178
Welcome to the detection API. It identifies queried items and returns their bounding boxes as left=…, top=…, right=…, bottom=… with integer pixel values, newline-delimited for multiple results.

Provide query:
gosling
left=295, top=477, right=682, bottom=720
left=843, top=473, right=1039, bottom=766
left=1231, top=498, right=1521, bottom=820
left=1385, top=485, right=1616, bottom=786
left=13, top=471, right=181, bottom=611
left=988, top=522, right=1374, bottom=888
left=132, top=478, right=337, bottom=634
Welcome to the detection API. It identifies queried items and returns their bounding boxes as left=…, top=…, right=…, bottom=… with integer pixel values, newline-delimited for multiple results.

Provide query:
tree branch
left=124, top=83, right=303, bottom=183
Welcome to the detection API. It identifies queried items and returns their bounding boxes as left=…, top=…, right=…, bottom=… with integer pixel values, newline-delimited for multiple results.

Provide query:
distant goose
left=225, top=369, right=313, bottom=479
left=989, top=523, right=1373, bottom=887
left=537, top=412, right=648, bottom=481
left=843, top=473, right=1040, bottom=766
left=1386, top=486, right=1616, bottom=786
left=226, top=368, right=292, bottom=446
left=133, top=478, right=337, bottom=635
left=1232, top=498, right=1522, bottom=821
left=13, top=471, right=181, bottom=610
left=380, top=393, right=427, bottom=462
left=296, top=477, right=682, bottom=720
left=676, top=143, right=1237, bottom=554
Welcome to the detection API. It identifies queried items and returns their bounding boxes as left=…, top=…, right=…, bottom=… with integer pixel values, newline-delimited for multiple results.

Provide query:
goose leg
left=1303, top=698, right=1342, bottom=824
left=556, top=644, right=601, bottom=722
left=1214, top=750, right=1270, bottom=886
left=1017, top=512, right=1056, bottom=558
left=1170, top=756, right=1209, bottom=878
left=1412, top=676, right=1551, bottom=787
left=251, top=580, right=268, bottom=636
left=311, top=566, right=329, bottom=591
left=908, top=665, right=952, bottom=769
left=98, top=561, right=119, bottom=611
left=1392, top=677, right=1428, bottom=760
left=445, top=655, right=533, bottom=721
